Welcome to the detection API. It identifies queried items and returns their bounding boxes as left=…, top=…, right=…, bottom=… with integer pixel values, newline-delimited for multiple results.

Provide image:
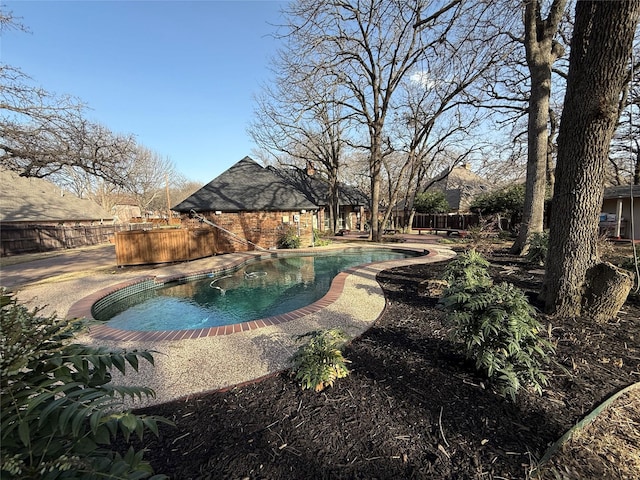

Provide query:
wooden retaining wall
left=114, top=228, right=216, bottom=266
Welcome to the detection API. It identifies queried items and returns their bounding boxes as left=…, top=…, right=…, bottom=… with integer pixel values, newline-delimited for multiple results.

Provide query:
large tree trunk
left=514, top=64, right=552, bottom=254
left=512, top=0, right=566, bottom=255
left=543, top=0, right=640, bottom=318
left=583, top=263, right=633, bottom=322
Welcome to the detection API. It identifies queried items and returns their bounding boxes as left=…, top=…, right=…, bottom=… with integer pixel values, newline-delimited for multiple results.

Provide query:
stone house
left=172, top=157, right=319, bottom=251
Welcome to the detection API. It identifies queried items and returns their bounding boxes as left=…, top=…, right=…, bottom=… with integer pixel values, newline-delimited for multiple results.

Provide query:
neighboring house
left=600, top=185, right=640, bottom=241
left=429, top=164, right=490, bottom=213
left=0, top=168, right=114, bottom=255
left=111, top=198, right=143, bottom=223
left=172, top=157, right=319, bottom=251
left=0, top=168, right=113, bottom=225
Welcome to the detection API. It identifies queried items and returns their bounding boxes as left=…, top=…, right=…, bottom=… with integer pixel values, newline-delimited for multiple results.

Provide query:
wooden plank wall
left=114, top=228, right=216, bottom=266
left=0, top=224, right=126, bottom=256
left=412, top=214, right=480, bottom=230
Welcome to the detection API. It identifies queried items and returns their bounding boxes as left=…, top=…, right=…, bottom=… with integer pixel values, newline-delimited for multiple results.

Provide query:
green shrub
left=313, top=229, right=332, bottom=247
left=414, top=190, right=450, bottom=214
left=442, top=249, right=492, bottom=289
left=525, top=231, right=548, bottom=265
left=278, top=226, right=301, bottom=249
left=440, top=251, right=554, bottom=400
left=289, top=328, right=351, bottom=392
left=0, top=292, right=169, bottom=479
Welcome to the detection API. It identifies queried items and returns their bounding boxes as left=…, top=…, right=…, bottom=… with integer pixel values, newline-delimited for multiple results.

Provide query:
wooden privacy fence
left=412, top=213, right=513, bottom=232
left=1, top=224, right=124, bottom=257
left=412, top=214, right=480, bottom=231
left=115, top=228, right=216, bottom=266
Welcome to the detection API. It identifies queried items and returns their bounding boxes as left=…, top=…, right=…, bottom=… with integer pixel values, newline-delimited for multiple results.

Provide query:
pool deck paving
left=1, top=234, right=456, bottom=408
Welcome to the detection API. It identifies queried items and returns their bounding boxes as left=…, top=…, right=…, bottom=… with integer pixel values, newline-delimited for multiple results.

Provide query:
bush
left=313, top=229, right=332, bottom=247
left=0, top=292, right=169, bottom=479
left=289, top=328, right=351, bottom=392
left=414, top=190, right=450, bottom=214
left=440, top=251, right=554, bottom=400
left=442, top=249, right=492, bottom=289
left=525, top=231, right=548, bottom=265
left=278, top=226, right=301, bottom=249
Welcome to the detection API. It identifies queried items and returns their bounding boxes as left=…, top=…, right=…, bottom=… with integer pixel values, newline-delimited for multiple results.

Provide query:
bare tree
left=0, top=10, right=135, bottom=184
left=506, top=0, right=569, bottom=254
left=120, top=147, right=177, bottom=215
left=0, top=65, right=136, bottom=184
left=250, top=71, right=350, bottom=232
left=280, top=0, right=497, bottom=241
left=387, top=18, right=508, bottom=232
left=543, top=0, right=640, bottom=320
left=607, top=47, right=640, bottom=185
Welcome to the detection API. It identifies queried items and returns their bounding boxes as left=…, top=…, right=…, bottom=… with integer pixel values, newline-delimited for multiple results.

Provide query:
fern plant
left=289, top=328, right=351, bottom=392
left=440, top=252, right=555, bottom=400
left=0, top=292, right=170, bottom=479
left=442, top=249, right=492, bottom=289
left=525, top=231, right=548, bottom=265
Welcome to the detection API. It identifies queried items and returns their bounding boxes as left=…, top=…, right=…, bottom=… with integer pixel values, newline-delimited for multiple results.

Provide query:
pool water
left=95, top=249, right=415, bottom=331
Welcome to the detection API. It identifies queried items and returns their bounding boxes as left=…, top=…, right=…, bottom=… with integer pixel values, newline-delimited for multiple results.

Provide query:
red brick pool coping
left=68, top=247, right=439, bottom=342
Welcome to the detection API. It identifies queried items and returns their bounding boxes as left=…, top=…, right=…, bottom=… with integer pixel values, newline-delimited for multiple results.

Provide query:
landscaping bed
left=130, top=247, right=640, bottom=479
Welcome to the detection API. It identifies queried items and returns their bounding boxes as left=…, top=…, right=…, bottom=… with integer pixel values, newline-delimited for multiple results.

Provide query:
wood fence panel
left=412, top=214, right=479, bottom=230
left=115, top=228, right=216, bottom=266
left=0, top=225, right=121, bottom=256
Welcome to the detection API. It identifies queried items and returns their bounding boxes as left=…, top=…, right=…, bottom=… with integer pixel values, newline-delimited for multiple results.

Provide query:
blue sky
left=3, top=0, right=285, bottom=183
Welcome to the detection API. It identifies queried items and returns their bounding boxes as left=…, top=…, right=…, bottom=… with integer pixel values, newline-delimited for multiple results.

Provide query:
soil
left=128, top=246, right=640, bottom=479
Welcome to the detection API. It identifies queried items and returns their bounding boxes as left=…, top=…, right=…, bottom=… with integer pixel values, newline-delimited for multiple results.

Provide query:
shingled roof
left=603, top=185, right=640, bottom=199
left=0, top=168, right=113, bottom=223
left=269, top=166, right=368, bottom=206
left=172, top=157, right=319, bottom=213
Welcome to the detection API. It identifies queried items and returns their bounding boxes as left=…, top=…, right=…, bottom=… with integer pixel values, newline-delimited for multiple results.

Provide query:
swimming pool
left=93, top=248, right=419, bottom=332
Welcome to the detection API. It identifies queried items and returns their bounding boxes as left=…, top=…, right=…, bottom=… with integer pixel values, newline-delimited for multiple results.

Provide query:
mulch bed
left=129, top=249, right=640, bottom=479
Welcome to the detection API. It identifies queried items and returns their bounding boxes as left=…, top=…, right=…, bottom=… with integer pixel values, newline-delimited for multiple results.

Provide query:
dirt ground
left=128, top=244, right=640, bottom=479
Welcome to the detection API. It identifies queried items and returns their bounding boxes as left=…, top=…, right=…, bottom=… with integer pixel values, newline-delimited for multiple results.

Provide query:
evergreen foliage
left=278, top=226, right=302, bottom=249
left=470, top=184, right=525, bottom=225
left=289, top=328, right=351, bottom=392
left=0, top=292, right=169, bottom=479
left=414, top=191, right=450, bottom=214
left=525, top=231, right=549, bottom=265
left=440, top=251, right=554, bottom=400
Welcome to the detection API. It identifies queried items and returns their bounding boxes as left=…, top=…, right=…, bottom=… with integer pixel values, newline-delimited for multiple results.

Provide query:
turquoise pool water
left=95, top=249, right=417, bottom=331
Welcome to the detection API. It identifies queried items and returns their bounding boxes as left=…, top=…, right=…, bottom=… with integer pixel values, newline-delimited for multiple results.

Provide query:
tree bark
left=544, top=0, right=640, bottom=317
left=583, top=263, right=633, bottom=323
left=512, top=0, right=566, bottom=255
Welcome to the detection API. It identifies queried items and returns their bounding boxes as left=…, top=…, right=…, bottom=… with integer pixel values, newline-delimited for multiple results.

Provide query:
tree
left=471, top=184, right=525, bottom=229
left=511, top=0, right=568, bottom=255
left=543, top=0, right=640, bottom=320
left=607, top=45, right=640, bottom=185
left=123, top=147, right=177, bottom=215
left=0, top=65, right=136, bottom=185
left=281, top=0, right=507, bottom=241
left=0, top=10, right=135, bottom=185
left=414, top=190, right=450, bottom=213
left=383, top=7, right=509, bottom=233
left=250, top=74, right=349, bottom=233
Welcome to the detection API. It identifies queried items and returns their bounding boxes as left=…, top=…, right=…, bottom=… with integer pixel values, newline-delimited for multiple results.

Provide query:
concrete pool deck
left=1, top=237, right=456, bottom=408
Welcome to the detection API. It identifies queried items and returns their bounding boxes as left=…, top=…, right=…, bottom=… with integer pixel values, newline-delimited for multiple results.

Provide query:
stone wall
left=181, top=210, right=315, bottom=252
